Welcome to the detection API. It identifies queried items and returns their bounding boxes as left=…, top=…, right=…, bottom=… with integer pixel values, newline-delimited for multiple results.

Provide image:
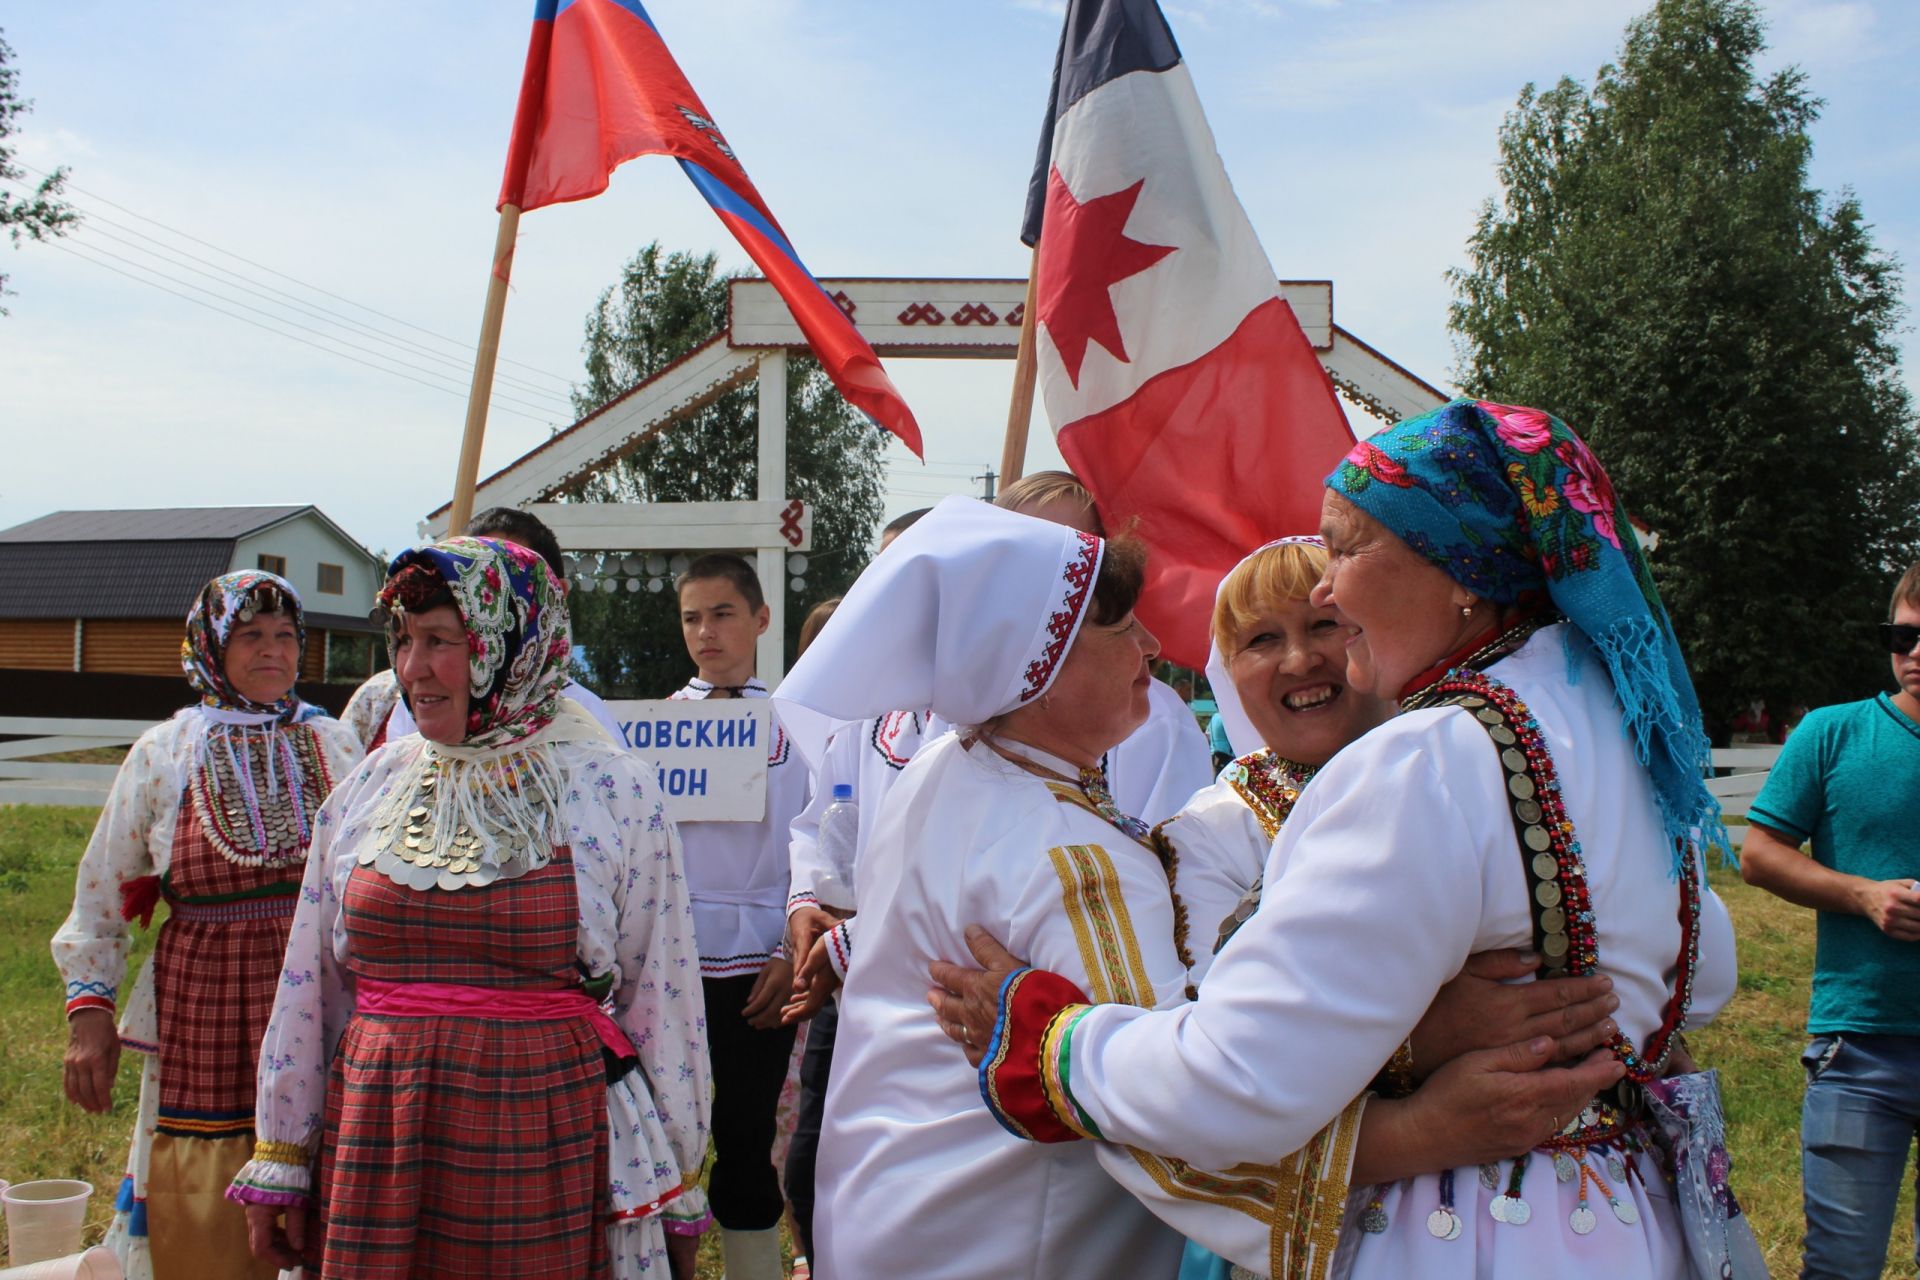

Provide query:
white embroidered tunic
left=670, top=678, right=810, bottom=977
left=814, top=733, right=1189, bottom=1280
left=238, top=733, right=713, bottom=1245
left=1031, top=625, right=1741, bottom=1278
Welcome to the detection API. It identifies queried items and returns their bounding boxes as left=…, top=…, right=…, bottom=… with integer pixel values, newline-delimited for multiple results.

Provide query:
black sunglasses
left=1883, top=623, right=1920, bottom=654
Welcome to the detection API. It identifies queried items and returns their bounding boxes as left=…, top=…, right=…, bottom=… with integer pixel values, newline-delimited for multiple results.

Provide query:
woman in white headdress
left=772, top=497, right=1189, bottom=1278
left=775, top=500, right=1607, bottom=1280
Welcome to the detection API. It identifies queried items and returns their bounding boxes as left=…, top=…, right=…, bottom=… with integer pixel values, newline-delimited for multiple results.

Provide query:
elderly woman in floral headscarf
left=932, top=401, right=1744, bottom=1279
left=226, top=537, right=712, bottom=1280
left=53, top=570, right=362, bottom=1280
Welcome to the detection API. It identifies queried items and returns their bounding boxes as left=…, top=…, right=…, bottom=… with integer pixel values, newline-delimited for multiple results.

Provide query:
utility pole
left=974, top=468, right=998, bottom=502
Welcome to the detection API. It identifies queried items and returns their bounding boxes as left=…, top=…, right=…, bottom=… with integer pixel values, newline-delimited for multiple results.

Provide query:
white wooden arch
left=425, top=276, right=1447, bottom=683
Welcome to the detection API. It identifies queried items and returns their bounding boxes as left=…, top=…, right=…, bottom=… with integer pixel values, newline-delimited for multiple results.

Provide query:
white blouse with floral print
left=230, top=732, right=714, bottom=1233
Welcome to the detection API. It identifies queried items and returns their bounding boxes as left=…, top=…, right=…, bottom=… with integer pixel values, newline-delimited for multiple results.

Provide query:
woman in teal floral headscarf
left=932, top=398, right=1745, bottom=1280
left=1331, top=398, right=1726, bottom=867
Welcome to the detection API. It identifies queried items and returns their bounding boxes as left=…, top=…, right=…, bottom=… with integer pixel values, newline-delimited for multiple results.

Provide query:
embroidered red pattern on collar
left=1020, top=531, right=1102, bottom=702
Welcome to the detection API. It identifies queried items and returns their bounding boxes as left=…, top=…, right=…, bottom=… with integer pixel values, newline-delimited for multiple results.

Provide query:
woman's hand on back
left=1410, top=948, right=1619, bottom=1078
left=1354, top=1039, right=1627, bottom=1184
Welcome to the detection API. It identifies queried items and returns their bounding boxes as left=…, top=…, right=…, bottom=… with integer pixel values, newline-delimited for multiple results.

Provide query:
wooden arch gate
left=425, top=276, right=1447, bottom=683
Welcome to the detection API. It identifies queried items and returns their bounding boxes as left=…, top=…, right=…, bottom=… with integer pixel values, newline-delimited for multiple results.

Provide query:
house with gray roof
left=0, top=505, right=384, bottom=682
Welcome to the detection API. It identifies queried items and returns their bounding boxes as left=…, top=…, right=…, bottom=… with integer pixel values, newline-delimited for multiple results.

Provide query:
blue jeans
left=1801, top=1032, right=1920, bottom=1279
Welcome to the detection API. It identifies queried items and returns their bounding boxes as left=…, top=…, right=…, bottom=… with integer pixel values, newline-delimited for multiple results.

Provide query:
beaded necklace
left=188, top=722, right=331, bottom=868
left=1419, top=670, right=1701, bottom=1083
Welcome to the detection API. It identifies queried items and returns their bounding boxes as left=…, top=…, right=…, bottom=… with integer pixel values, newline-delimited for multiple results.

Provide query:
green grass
left=1, top=808, right=1909, bottom=1275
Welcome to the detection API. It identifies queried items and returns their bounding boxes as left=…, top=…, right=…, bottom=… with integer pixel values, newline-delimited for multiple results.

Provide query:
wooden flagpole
left=998, top=244, right=1042, bottom=486
left=447, top=203, right=523, bottom=533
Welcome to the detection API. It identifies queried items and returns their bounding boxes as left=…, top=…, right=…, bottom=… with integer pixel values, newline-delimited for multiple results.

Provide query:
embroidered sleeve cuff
left=64, top=979, right=117, bottom=1019
left=979, top=966, right=1096, bottom=1143
left=224, top=1140, right=314, bottom=1206
left=66, top=995, right=117, bottom=1018
left=786, top=890, right=820, bottom=917
left=661, top=1183, right=712, bottom=1235
left=825, top=921, right=854, bottom=982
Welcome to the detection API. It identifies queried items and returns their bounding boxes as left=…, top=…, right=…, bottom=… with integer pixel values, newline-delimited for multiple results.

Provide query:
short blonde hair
left=1211, top=542, right=1329, bottom=657
left=996, top=470, right=1102, bottom=534
left=1893, top=560, right=1920, bottom=620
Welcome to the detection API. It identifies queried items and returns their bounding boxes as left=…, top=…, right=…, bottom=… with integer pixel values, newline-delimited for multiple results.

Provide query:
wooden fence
left=3, top=716, right=1792, bottom=838
left=0, top=716, right=158, bottom=807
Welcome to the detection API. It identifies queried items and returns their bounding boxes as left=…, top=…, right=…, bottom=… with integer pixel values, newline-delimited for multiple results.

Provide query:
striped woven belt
left=164, top=893, right=300, bottom=924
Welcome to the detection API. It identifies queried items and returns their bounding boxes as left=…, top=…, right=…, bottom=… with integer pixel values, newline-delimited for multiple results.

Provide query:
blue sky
left=3, top=0, right=1914, bottom=560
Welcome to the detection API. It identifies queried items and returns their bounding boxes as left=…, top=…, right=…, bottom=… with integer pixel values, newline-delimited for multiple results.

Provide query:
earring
left=1041, top=693, right=1054, bottom=711
left=1460, top=602, right=1475, bottom=619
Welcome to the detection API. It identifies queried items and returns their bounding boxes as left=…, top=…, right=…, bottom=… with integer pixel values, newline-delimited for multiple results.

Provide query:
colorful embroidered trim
left=979, top=967, right=1092, bottom=1143
left=826, top=923, right=852, bottom=979
left=1020, top=530, right=1102, bottom=701
left=1424, top=671, right=1699, bottom=1082
left=251, top=1139, right=310, bottom=1166
left=157, top=1105, right=254, bottom=1140
left=1039, top=1003, right=1102, bottom=1140
left=65, top=978, right=116, bottom=1017
left=1222, top=750, right=1317, bottom=842
left=164, top=893, right=301, bottom=924
left=870, top=709, right=924, bottom=769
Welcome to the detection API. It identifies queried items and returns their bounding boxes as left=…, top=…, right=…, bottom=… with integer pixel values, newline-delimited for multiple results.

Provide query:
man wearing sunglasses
left=1740, top=559, right=1920, bottom=1279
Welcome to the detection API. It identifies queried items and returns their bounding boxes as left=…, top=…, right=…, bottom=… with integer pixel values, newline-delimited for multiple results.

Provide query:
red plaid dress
left=317, top=849, right=611, bottom=1280
left=152, top=803, right=305, bottom=1131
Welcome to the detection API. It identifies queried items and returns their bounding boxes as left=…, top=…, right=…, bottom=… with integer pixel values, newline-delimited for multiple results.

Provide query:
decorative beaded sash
left=1421, top=670, right=1700, bottom=1087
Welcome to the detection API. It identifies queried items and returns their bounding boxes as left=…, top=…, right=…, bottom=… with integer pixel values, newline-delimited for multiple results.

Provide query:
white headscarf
left=774, top=496, right=1107, bottom=772
left=1203, top=536, right=1326, bottom=760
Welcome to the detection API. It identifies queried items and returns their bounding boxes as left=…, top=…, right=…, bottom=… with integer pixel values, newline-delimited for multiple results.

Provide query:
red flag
left=499, top=0, right=922, bottom=455
left=1024, top=0, right=1354, bottom=667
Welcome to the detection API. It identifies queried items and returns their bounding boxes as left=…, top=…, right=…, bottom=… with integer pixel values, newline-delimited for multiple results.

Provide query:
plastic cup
left=1, top=1182, right=92, bottom=1267
left=0, top=1246, right=123, bottom=1279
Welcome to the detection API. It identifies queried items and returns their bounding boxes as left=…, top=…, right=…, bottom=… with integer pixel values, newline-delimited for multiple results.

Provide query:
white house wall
left=232, top=514, right=382, bottom=614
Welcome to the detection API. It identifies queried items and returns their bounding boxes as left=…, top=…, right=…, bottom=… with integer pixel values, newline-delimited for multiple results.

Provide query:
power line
left=48, top=235, right=566, bottom=420
left=57, top=211, right=574, bottom=408
left=44, top=240, right=557, bottom=427
left=13, top=161, right=580, bottom=388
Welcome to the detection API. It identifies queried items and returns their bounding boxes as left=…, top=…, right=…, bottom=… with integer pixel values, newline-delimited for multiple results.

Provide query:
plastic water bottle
left=814, top=783, right=859, bottom=911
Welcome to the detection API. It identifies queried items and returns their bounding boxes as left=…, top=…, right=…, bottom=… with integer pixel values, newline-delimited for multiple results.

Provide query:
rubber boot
left=721, top=1226, right=782, bottom=1280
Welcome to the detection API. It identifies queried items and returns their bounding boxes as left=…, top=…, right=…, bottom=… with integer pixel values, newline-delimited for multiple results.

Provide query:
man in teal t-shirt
left=1741, top=560, right=1920, bottom=1279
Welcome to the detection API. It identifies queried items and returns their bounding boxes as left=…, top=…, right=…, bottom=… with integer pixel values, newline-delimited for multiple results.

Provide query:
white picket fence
left=0, top=716, right=158, bottom=807
left=2, top=715, right=1790, bottom=840
left=1707, top=745, right=1783, bottom=848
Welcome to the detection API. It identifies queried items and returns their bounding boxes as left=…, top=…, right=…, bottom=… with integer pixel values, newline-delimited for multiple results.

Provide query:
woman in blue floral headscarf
left=230, top=537, right=712, bottom=1280
left=53, top=570, right=362, bottom=1280
left=933, top=401, right=1746, bottom=1280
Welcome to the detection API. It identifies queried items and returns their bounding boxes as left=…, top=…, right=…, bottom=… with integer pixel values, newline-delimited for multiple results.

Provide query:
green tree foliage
left=562, top=242, right=887, bottom=696
left=0, top=31, right=79, bottom=313
left=1448, top=0, right=1920, bottom=733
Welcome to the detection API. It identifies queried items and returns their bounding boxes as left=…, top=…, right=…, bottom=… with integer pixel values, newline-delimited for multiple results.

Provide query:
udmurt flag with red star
left=1022, top=0, right=1353, bottom=668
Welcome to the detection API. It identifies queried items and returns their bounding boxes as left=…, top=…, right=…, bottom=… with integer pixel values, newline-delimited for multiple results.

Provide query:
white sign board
left=605, top=700, right=770, bottom=822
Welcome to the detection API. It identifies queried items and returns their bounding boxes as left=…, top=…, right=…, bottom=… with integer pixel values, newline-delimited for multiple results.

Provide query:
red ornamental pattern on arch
left=1021, top=532, right=1103, bottom=701
left=893, top=301, right=1026, bottom=327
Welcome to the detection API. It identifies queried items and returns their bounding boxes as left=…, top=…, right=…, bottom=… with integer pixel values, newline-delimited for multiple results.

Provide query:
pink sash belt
left=356, top=978, right=634, bottom=1060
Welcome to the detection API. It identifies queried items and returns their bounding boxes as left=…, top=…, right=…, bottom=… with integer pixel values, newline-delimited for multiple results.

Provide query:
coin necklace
left=1488, top=1152, right=1531, bottom=1226
left=361, top=758, right=550, bottom=892
left=1426, top=1168, right=1462, bottom=1241
left=1359, top=1185, right=1390, bottom=1234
